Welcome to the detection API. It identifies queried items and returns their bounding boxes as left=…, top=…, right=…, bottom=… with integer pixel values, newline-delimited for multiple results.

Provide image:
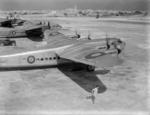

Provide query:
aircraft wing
left=59, top=44, right=123, bottom=68
left=23, top=24, right=44, bottom=31
left=20, top=24, right=47, bottom=37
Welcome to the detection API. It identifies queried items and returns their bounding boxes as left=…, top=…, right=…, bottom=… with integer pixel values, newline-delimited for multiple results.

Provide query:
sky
left=0, top=0, right=149, bottom=11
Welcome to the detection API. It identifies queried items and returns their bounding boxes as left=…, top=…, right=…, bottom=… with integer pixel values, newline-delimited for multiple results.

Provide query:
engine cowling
left=113, top=39, right=125, bottom=54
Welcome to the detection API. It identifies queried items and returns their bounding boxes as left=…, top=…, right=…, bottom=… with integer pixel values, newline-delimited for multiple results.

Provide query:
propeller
left=39, top=21, right=42, bottom=25
left=75, top=30, right=80, bottom=39
left=106, top=37, right=110, bottom=50
left=112, top=39, right=125, bottom=55
left=87, top=31, right=91, bottom=40
left=105, top=33, right=111, bottom=50
left=47, top=21, right=51, bottom=29
left=117, top=39, right=126, bottom=55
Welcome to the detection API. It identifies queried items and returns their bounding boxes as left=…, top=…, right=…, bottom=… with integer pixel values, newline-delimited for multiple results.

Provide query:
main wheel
left=86, top=65, right=95, bottom=72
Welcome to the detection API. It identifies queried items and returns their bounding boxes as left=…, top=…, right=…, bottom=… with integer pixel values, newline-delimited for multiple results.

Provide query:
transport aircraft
left=0, top=22, right=61, bottom=39
left=0, top=18, right=26, bottom=28
left=0, top=30, right=125, bottom=71
left=0, top=13, right=34, bottom=28
left=0, top=13, right=44, bottom=28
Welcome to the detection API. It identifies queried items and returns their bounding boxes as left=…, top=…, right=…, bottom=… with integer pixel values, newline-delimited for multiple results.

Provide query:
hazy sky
left=0, top=0, right=149, bottom=11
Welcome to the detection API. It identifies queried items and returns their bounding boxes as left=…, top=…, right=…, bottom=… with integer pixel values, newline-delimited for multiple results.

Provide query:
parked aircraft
left=0, top=30, right=125, bottom=71
left=0, top=13, right=32, bottom=28
left=0, top=17, right=25, bottom=28
left=0, top=12, right=46, bottom=28
left=0, top=22, right=61, bottom=39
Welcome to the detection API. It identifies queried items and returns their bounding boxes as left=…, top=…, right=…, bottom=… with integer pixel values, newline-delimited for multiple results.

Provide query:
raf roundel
left=27, top=56, right=35, bottom=64
left=85, top=52, right=105, bottom=59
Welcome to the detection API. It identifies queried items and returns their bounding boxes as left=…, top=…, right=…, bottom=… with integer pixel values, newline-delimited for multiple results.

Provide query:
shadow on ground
left=0, top=65, right=56, bottom=71
left=58, top=64, right=108, bottom=93
left=0, top=63, right=108, bottom=94
left=28, top=36, right=43, bottom=42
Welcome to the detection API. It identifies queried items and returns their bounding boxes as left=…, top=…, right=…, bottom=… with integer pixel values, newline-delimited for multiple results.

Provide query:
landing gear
left=86, top=65, right=95, bottom=72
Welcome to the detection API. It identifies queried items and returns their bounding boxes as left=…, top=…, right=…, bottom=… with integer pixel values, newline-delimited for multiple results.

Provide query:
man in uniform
left=86, top=85, right=99, bottom=104
left=91, top=85, right=99, bottom=104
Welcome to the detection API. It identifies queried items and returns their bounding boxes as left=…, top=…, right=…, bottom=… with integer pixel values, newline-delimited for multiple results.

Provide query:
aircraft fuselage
left=0, top=45, right=72, bottom=68
left=0, top=38, right=125, bottom=69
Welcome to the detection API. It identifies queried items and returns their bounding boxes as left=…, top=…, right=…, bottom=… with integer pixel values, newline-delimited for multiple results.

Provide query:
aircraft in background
left=0, top=30, right=125, bottom=71
left=0, top=17, right=26, bottom=28
left=0, top=13, right=48, bottom=28
left=0, top=21, right=62, bottom=39
left=0, top=13, right=32, bottom=28
left=54, top=29, right=92, bottom=40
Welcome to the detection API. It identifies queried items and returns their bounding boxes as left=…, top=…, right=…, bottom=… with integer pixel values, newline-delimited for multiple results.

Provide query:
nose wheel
left=86, top=65, right=95, bottom=72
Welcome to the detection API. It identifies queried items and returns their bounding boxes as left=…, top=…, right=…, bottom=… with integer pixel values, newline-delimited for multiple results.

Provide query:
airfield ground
left=0, top=16, right=149, bottom=114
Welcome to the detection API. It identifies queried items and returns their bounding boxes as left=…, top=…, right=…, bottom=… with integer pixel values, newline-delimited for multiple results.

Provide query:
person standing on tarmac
left=91, top=85, right=99, bottom=104
left=86, top=85, right=99, bottom=104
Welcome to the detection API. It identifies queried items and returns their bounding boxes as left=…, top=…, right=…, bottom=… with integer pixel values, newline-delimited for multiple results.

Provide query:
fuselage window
left=45, top=58, right=48, bottom=60
left=41, top=58, right=44, bottom=61
left=49, top=57, right=52, bottom=60
left=53, top=57, right=56, bottom=60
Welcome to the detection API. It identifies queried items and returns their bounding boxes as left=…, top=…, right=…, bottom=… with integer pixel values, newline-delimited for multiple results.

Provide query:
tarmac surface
left=0, top=15, right=149, bottom=115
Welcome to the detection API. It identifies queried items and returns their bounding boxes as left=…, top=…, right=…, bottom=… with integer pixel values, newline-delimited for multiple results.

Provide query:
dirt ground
left=0, top=16, right=149, bottom=115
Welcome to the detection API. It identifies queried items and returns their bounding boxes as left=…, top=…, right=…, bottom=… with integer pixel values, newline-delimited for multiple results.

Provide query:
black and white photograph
left=0, top=0, right=149, bottom=115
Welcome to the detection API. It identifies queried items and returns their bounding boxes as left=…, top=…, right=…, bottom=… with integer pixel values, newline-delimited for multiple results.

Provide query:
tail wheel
left=86, top=65, right=95, bottom=72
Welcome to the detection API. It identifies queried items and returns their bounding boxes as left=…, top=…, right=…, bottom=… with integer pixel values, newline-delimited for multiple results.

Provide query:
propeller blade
left=39, top=21, right=42, bottom=25
left=87, top=31, right=91, bottom=40
left=48, top=22, right=51, bottom=29
left=106, top=38, right=110, bottom=49
left=75, top=30, right=80, bottom=38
